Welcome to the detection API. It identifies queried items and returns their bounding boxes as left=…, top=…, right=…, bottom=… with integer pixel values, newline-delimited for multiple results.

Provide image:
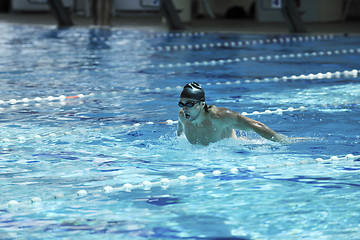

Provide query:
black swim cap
left=180, top=82, right=205, bottom=101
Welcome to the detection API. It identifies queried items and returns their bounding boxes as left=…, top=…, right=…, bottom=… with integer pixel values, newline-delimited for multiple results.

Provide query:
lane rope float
left=148, top=34, right=336, bottom=52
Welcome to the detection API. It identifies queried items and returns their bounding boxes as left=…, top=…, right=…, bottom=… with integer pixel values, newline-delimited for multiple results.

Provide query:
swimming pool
left=0, top=22, right=360, bottom=239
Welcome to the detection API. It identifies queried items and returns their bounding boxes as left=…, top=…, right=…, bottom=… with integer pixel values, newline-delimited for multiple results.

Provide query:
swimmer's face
left=178, top=98, right=202, bottom=121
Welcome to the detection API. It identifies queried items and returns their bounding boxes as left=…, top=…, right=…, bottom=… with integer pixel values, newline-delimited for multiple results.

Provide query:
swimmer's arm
left=177, top=121, right=184, bottom=136
left=222, top=110, right=289, bottom=143
left=245, top=119, right=289, bottom=143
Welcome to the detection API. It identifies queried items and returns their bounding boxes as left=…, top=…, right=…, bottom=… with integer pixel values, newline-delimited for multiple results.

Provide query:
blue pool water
left=0, top=22, right=360, bottom=239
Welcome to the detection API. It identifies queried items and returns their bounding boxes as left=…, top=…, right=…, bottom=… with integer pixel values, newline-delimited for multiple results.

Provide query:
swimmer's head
left=180, top=82, right=205, bottom=102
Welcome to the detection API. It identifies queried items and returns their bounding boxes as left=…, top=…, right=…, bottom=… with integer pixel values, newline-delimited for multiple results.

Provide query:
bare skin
left=177, top=97, right=288, bottom=145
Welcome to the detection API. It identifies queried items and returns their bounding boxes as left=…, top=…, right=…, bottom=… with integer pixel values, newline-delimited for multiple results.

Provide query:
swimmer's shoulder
left=208, top=106, right=245, bottom=125
left=207, top=105, right=233, bottom=119
left=208, top=105, right=234, bottom=116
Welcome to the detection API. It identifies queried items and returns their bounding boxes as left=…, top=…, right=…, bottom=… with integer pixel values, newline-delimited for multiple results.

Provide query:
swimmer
left=177, top=82, right=289, bottom=145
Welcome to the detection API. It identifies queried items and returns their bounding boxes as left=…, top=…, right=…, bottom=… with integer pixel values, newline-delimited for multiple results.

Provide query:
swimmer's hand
left=271, top=134, right=291, bottom=144
left=272, top=134, right=321, bottom=144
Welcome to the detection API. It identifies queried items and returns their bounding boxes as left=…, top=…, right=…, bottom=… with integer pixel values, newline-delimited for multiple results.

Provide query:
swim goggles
left=178, top=100, right=199, bottom=108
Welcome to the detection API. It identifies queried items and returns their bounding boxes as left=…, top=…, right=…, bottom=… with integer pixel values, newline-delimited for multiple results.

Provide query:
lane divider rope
left=60, top=32, right=333, bottom=50
left=1, top=69, right=358, bottom=108
left=57, top=31, right=209, bottom=45
left=3, top=154, right=359, bottom=209
left=204, top=69, right=359, bottom=86
left=115, top=31, right=208, bottom=39
left=0, top=94, right=90, bottom=106
left=148, top=34, right=335, bottom=52
left=149, top=48, right=360, bottom=69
